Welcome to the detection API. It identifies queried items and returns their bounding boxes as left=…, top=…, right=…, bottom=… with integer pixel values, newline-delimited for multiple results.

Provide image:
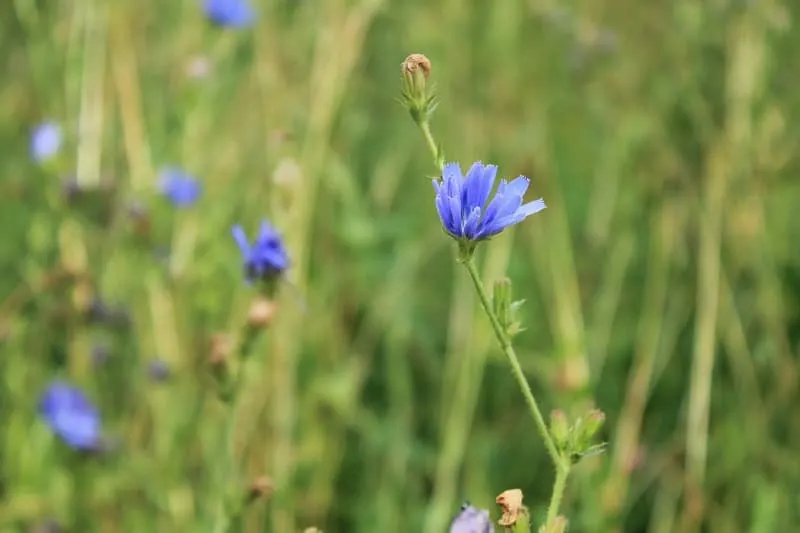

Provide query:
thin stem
left=545, top=461, right=570, bottom=526
left=419, top=120, right=441, bottom=171
left=463, top=258, right=561, bottom=467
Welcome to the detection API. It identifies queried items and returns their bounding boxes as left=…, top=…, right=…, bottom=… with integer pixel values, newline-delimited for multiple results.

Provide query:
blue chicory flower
left=158, top=167, right=202, bottom=207
left=38, top=381, right=101, bottom=450
left=203, top=0, right=255, bottom=27
left=433, top=161, right=546, bottom=241
left=30, top=121, right=62, bottom=162
left=232, top=219, right=290, bottom=283
left=450, top=503, right=493, bottom=533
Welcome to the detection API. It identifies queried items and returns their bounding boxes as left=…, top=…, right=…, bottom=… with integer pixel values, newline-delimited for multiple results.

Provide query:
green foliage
left=1, top=1, right=800, bottom=532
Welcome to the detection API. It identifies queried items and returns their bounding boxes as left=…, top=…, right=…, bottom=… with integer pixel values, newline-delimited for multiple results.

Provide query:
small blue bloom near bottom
left=450, top=503, right=493, bottom=533
left=38, top=381, right=101, bottom=451
left=433, top=161, right=546, bottom=242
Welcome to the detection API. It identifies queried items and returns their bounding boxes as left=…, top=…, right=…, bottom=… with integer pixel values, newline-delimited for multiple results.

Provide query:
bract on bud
left=492, top=278, right=512, bottom=327
left=549, top=409, right=570, bottom=450
left=581, top=409, right=606, bottom=440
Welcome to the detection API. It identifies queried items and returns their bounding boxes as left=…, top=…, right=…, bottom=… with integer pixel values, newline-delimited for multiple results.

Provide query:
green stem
left=545, top=461, right=570, bottom=526
left=419, top=120, right=441, bottom=171
left=463, top=258, right=561, bottom=467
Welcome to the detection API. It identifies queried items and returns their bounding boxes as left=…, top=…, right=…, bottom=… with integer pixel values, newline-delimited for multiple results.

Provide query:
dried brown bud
left=496, top=488, right=525, bottom=527
left=248, top=297, right=278, bottom=328
left=248, top=476, right=274, bottom=501
left=210, top=333, right=232, bottom=366
left=401, top=53, right=431, bottom=79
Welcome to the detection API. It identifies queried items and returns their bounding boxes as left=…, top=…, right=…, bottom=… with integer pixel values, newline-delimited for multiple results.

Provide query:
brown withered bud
left=496, top=488, right=526, bottom=527
left=248, top=476, right=274, bottom=502
left=401, top=53, right=431, bottom=79
left=209, top=332, right=232, bottom=366
left=248, top=296, right=278, bottom=329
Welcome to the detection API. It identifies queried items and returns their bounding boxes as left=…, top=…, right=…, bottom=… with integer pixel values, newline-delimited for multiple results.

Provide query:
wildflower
left=38, top=381, right=101, bottom=451
left=232, top=219, right=290, bottom=283
left=147, top=359, right=171, bottom=382
left=30, top=121, right=62, bottom=162
left=450, top=503, right=492, bottom=533
left=157, top=167, right=201, bottom=207
left=433, top=161, right=546, bottom=244
left=203, top=0, right=255, bottom=28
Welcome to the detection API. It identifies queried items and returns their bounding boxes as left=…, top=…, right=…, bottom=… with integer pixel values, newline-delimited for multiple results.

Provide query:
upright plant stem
left=419, top=120, right=439, bottom=168
left=546, top=461, right=570, bottom=525
left=416, top=116, right=571, bottom=524
left=463, top=258, right=560, bottom=467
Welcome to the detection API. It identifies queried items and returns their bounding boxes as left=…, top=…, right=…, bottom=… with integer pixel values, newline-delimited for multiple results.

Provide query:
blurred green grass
left=2, top=0, right=800, bottom=531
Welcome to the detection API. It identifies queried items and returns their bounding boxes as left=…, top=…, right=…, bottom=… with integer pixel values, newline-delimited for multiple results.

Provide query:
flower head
left=38, top=381, right=101, bottom=450
left=232, top=219, right=290, bottom=283
left=433, top=162, right=546, bottom=242
left=450, top=503, right=493, bottom=533
left=158, top=167, right=201, bottom=207
left=30, top=121, right=62, bottom=162
left=203, top=0, right=255, bottom=27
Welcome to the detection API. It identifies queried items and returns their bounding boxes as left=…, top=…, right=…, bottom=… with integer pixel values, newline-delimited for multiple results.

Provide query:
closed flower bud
left=549, top=409, right=570, bottom=450
left=210, top=333, right=232, bottom=366
left=581, top=409, right=606, bottom=440
left=247, top=476, right=274, bottom=503
left=248, top=297, right=278, bottom=328
left=399, top=53, right=438, bottom=125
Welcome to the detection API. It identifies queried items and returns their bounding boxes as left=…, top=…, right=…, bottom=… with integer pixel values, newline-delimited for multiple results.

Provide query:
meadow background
left=2, top=0, right=800, bottom=532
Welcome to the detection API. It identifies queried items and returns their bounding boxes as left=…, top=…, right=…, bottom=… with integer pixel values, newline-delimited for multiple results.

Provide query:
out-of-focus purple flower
left=433, top=162, right=546, bottom=241
left=203, top=0, right=255, bottom=28
left=147, top=359, right=171, bottom=382
left=232, top=219, right=290, bottom=283
left=450, top=503, right=493, bottom=533
left=38, top=381, right=101, bottom=451
left=30, top=121, right=62, bottom=162
left=157, top=167, right=202, bottom=207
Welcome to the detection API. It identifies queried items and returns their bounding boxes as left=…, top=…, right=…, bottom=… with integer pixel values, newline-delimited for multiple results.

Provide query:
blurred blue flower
left=232, top=219, right=290, bottom=283
left=450, top=503, right=493, bottom=533
left=158, top=167, right=201, bottom=207
left=38, top=381, right=101, bottom=450
left=203, top=0, right=255, bottom=27
left=147, top=359, right=171, bottom=382
left=433, top=161, right=546, bottom=241
left=30, top=121, right=62, bottom=162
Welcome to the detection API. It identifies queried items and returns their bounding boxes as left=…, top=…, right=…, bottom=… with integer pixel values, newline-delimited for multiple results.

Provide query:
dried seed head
left=248, top=297, right=278, bottom=329
left=210, top=333, right=232, bottom=366
left=248, top=476, right=274, bottom=501
left=496, top=489, right=525, bottom=527
left=401, top=53, right=431, bottom=78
